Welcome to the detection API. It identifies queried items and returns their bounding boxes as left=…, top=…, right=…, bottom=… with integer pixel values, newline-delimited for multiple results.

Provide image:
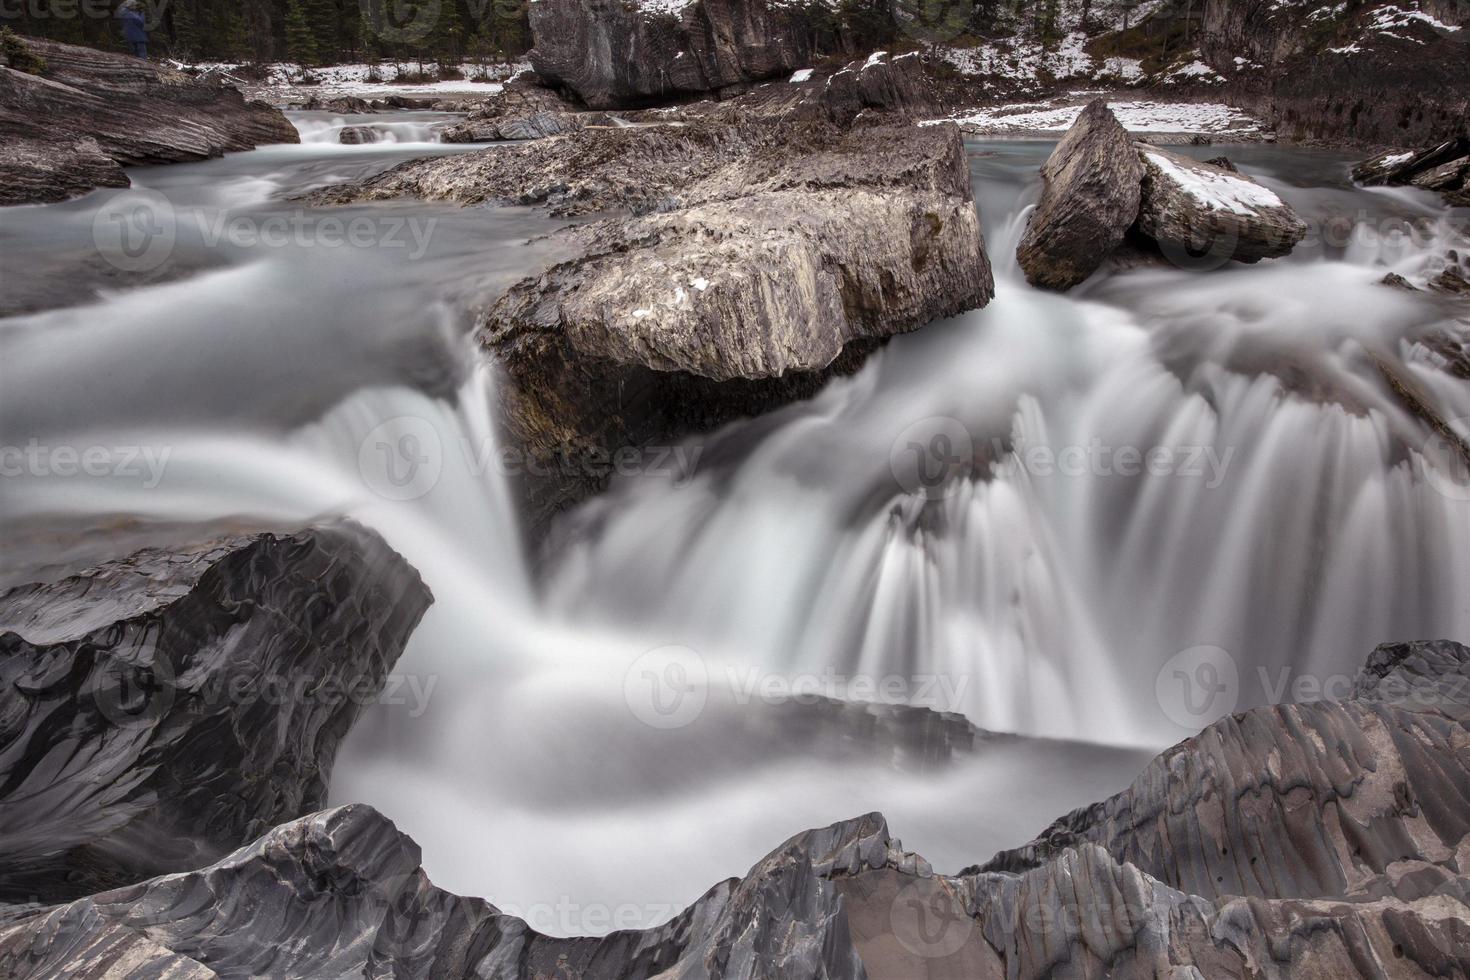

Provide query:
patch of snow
left=636, top=0, right=698, bottom=16
left=1379, top=151, right=1416, bottom=165
left=789, top=68, right=814, bottom=83
left=937, top=99, right=1262, bottom=136
left=631, top=309, right=653, bottom=319
left=1144, top=151, right=1286, bottom=215
left=1328, top=43, right=1362, bottom=53
left=1164, top=59, right=1226, bottom=84
left=691, top=277, right=710, bottom=291
left=863, top=51, right=888, bottom=69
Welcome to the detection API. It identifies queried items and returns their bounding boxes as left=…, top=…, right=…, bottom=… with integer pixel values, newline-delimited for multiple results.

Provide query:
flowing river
left=2, top=113, right=1467, bottom=935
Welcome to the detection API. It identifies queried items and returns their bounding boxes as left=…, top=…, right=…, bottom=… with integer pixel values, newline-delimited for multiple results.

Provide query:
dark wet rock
left=1380, top=272, right=1418, bottom=290
left=338, top=124, right=382, bottom=145
left=1353, top=138, right=1470, bottom=207
left=301, top=94, right=376, bottom=114
left=305, top=116, right=991, bottom=532
left=1016, top=99, right=1144, bottom=291
left=0, top=521, right=431, bottom=904
left=1135, top=144, right=1308, bottom=264
left=5, top=641, right=1467, bottom=979
left=0, top=36, right=298, bottom=206
left=527, top=0, right=844, bottom=108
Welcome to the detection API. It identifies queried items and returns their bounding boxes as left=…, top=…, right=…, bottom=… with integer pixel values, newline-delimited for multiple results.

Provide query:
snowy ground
left=933, top=98, right=1266, bottom=138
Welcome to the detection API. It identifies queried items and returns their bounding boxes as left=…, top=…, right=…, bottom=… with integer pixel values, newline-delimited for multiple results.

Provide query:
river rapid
left=1, top=113, right=1467, bottom=935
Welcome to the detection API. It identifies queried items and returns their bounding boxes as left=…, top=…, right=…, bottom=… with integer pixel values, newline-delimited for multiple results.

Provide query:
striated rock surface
left=1136, top=144, right=1308, bottom=264
left=439, top=74, right=607, bottom=143
left=0, top=521, right=432, bottom=904
left=527, top=0, right=842, bottom=108
left=5, top=640, right=1466, bottom=979
left=306, top=117, right=992, bottom=532
left=0, top=36, right=298, bottom=206
left=1016, top=99, right=1144, bottom=291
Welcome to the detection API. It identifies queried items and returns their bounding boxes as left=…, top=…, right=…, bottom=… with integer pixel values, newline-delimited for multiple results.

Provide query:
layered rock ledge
left=1019, top=100, right=1308, bottom=291
left=4, top=640, right=1465, bottom=979
left=0, top=36, right=298, bottom=206
left=0, top=520, right=431, bottom=904
left=307, top=117, right=993, bottom=532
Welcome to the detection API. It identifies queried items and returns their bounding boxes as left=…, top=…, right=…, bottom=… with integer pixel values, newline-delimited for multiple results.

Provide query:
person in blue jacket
left=117, top=0, right=149, bottom=59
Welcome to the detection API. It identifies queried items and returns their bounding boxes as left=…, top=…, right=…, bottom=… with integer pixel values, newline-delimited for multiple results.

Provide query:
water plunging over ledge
left=2, top=122, right=1466, bottom=934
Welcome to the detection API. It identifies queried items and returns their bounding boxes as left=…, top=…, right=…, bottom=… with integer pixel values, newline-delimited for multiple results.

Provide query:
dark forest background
left=1, top=0, right=534, bottom=65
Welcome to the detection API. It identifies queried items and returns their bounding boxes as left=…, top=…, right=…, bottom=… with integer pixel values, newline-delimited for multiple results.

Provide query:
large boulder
left=440, top=73, right=599, bottom=143
left=0, top=36, right=298, bottom=206
left=1136, top=144, right=1308, bottom=264
left=1016, top=99, right=1144, bottom=291
left=0, top=521, right=431, bottom=904
left=305, top=117, right=993, bottom=532
left=4, top=641, right=1467, bottom=979
left=527, top=0, right=843, bottom=108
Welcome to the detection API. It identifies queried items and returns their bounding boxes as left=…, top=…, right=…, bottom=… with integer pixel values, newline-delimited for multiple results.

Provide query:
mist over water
left=2, top=125, right=1467, bottom=933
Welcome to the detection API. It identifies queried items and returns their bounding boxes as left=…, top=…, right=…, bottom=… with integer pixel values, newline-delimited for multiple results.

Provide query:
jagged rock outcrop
left=1353, top=137, right=1470, bottom=207
left=5, top=641, right=1466, bottom=979
left=439, top=73, right=607, bottom=143
left=1136, top=145, right=1308, bottom=264
left=816, top=51, right=941, bottom=120
left=0, top=521, right=431, bottom=904
left=0, top=36, right=298, bottom=206
left=305, top=117, right=992, bottom=532
left=1018, top=102, right=1307, bottom=288
left=527, top=0, right=843, bottom=108
left=1017, top=99, right=1144, bottom=291
left=1199, top=0, right=1470, bottom=146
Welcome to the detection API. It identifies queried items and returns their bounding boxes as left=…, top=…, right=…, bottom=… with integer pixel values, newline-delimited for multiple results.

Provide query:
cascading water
left=3, top=125, right=1467, bottom=933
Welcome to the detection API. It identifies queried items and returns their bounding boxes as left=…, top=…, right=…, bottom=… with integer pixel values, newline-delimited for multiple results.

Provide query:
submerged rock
left=5, top=641, right=1465, bottom=979
left=0, top=521, right=431, bottom=904
left=0, top=36, right=298, bottom=206
left=1017, top=99, right=1144, bottom=291
left=305, top=117, right=993, bottom=533
left=1136, top=145, right=1307, bottom=264
left=337, top=125, right=381, bottom=145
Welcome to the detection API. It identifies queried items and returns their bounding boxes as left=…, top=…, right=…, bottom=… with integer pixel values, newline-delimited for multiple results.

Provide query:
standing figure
left=117, top=0, right=149, bottom=59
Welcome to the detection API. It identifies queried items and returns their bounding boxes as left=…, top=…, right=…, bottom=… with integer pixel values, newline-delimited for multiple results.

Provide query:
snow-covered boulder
left=1136, top=146, right=1307, bottom=264
left=1017, top=100, right=1144, bottom=291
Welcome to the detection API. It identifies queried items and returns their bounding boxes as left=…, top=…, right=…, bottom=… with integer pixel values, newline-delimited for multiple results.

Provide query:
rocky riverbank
left=0, top=37, right=297, bottom=206
left=4, top=639, right=1464, bottom=978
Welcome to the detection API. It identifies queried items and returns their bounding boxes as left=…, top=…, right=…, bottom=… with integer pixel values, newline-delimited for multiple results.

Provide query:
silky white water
left=1, top=125, right=1467, bottom=934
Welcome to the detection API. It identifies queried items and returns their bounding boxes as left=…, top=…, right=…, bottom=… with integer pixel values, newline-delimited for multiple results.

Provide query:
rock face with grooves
left=527, top=0, right=839, bottom=108
left=0, top=521, right=432, bottom=904
left=439, top=74, right=604, bottom=143
left=305, top=116, right=993, bottom=533
left=1017, top=99, right=1144, bottom=291
left=1136, top=144, right=1308, bottom=264
left=1353, top=138, right=1470, bottom=207
left=0, top=37, right=298, bottom=205
left=4, top=641, right=1466, bottom=979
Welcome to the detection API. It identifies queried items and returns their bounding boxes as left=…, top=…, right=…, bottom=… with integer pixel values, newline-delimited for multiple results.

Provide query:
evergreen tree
left=284, top=0, right=320, bottom=64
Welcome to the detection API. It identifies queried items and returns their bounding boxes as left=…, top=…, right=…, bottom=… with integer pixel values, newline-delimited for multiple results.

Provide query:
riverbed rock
left=4, top=641, right=1465, bottom=979
left=1135, top=144, right=1308, bottom=264
left=0, top=36, right=298, bottom=206
left=304, top=116, right=992, bottom=532
left=338, top=124, right=381, bottom=145
left=527, top=0, right=842, bottom=108
left=1016, top=99, right=1144, bottom=291
left=439, top=73, right=597, bottom=143
left=0, top=521, right=431, bottom=904
left=1353, top=137, right=1470, bottom=207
